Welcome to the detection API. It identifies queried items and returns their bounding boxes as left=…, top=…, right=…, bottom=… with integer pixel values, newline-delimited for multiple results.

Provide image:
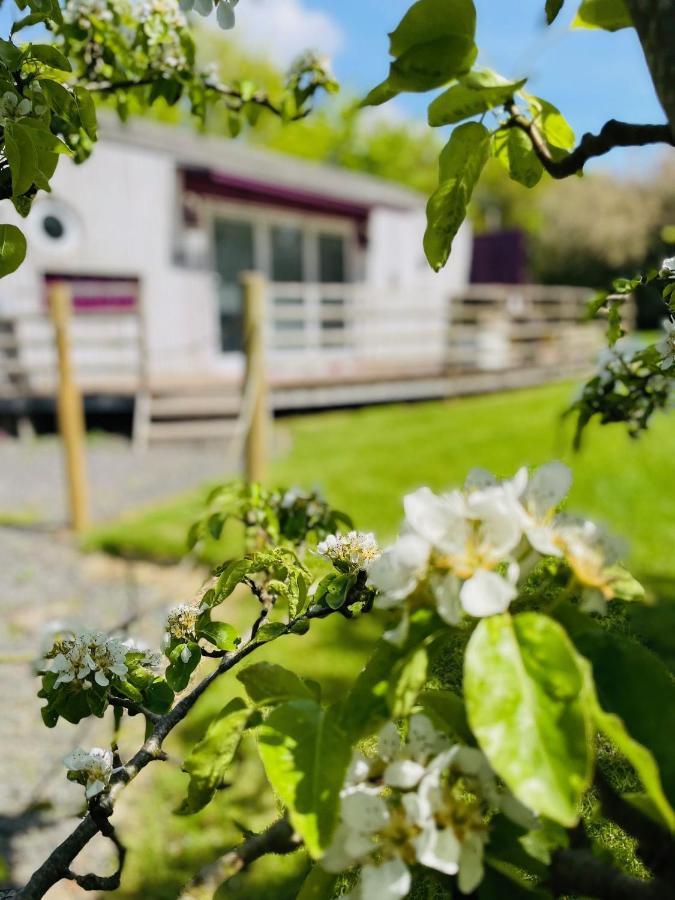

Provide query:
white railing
left=447, top=284, right=603, bottom=372
left=265, top=281, right=448, bottom=379
left=265, top=281, right=602, bottom=379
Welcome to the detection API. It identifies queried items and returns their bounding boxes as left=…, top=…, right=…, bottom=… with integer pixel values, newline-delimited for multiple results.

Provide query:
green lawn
left=88, top=380, right=675, bottom=589
left=93, top=381, right=675, bottom=897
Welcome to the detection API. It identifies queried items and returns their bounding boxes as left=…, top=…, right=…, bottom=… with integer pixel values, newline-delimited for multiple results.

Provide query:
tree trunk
left=625, top=0, right=675, bottom=137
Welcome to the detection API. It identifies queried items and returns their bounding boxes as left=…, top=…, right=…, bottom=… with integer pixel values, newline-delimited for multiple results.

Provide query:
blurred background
left=1, top=1, right=674, bottom=896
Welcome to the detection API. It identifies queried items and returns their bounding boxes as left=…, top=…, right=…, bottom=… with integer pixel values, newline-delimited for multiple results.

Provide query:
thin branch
left=16, top=594, right=367, bottom=899
left=178, top=817, right=300, bottom=899
left=84, top=77, right=309, bottom=120
left=108, top=695, right=160, bottom=724
left=64, top=818, right=126, bottom=893
left=505, top=104, right=674, bottom=178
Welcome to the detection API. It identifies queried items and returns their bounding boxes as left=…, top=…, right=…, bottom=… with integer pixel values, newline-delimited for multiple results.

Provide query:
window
left=211, top=214, right=353, bottom=354
left=271, top=226, right=304, bottom=282
left=42, top=214, right=65, bottom=240
left=319, top=233, right=346, bottom=283
left=213, top=219, right=255, bottom=352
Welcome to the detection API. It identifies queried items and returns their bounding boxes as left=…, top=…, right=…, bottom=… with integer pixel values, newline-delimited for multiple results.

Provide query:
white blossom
left=321, top=715, right=535, bottom=897
left=41, top=630, right=128, bottom=688
left=166, top=603, right=201, bottom=642
left=661, top=256, right=675, bottom=273
left=657, top=319, right=675, bottom=370
left=316, top=531, right=380, bottom=570
left=554, top=517, right=621, bottom=610
left=370, top=534, right=430, bottom=607
left=64, top=747, right=114, bottom=799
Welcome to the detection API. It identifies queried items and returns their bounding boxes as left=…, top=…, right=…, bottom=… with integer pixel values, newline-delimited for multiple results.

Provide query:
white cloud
left=232, top=0, right=344, bottom=68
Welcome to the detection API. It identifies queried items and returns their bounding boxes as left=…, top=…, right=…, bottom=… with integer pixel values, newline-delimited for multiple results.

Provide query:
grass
left=88, top=380, right=675, bottom=589
left=90, top=380, right=675, bottom=897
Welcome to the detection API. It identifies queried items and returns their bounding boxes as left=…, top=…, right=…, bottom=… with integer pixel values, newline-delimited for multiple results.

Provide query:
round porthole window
left=42, top=214, right=65, bottom=240
left=29, top=199, right=82, bottom=255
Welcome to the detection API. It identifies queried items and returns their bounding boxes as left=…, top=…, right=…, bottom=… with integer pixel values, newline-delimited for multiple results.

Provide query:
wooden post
left=241, top=271, right=268, bottom=483
left=49, top=282, right=89, bottom=532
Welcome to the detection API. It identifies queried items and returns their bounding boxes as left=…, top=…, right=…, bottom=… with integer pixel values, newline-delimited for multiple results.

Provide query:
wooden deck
left=0, top=283, right=605, bottom=439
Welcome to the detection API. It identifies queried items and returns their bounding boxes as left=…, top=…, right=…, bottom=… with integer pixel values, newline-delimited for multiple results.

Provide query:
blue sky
left=306, top=0, right=666, bottom=173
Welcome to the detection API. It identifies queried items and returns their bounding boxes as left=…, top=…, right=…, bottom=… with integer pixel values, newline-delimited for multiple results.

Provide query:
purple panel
left=470, top=230, right=528, bottom=285
left=43, top=273, right=140, bottom=313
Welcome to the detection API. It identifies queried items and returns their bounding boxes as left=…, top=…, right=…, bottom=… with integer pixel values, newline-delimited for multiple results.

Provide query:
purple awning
left=183, top=167, right=371, bottom=230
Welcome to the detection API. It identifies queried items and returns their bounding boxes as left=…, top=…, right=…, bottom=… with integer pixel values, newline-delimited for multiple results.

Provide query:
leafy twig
left=505, top=104, right=674, bottom=178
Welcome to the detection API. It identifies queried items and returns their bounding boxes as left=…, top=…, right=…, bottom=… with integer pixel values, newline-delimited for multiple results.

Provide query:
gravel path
left=0, top=434, right=237, bottom=525
left=0, top=436, right=235, bottom=896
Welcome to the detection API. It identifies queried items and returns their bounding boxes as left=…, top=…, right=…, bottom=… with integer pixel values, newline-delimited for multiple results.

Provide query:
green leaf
left=178, top=697, right=251, bottom=814
left=338, top=609, right=442, bottom=740
left=572, top=0, right=631, bottom=31
left=388, top=646, right=428, bottom=718
left=256, top=621, right=287, bottom=641
left=360, top=78, right=400, bottom=108
left=39, top=78, right=77, bottom=123
left=237, top=662, right=317, bottom=706
left=428, top=70, right=526, bottom=126
left=424, top=121, right=490, bottom=271
left=464, top=612, right=593, bottom=827
left=545, top=0, right=565, bottom=23
left=0, top=224, right=26, bottom=277
left=216, top=558, right=252, bottom=600
left=584, top=662, right=675, bottom=830
left=197, top=619, right=239, bottom=651
left=531, top=96, right=575, bottom=151
left=604, top=564, right=644, bottom=602
left=571, top=627, right=675, bottom=826
left=0, top=39, right=23, bottom=72
left=607, top=297, right=623, bottom=345
left=297, top=865, right=338, bottom=900
left=74, top=86, right=97, bottom=139
left=492, top=128, right=543, bottom=188
left=325, top=573, right=355, bottom=610
left=144, top=678, right=174, bottom=714
left=417, top=688, right=473, bottom=743
left=5, top=122, right=37, bottom=197
left=258, top=699, right=351, bottom=857
left=29, top=43, right=72, bottom=71
left=165, top=641, right=201, bottom=692
left=630, top=602, right=675, bottom=674
left=387, top=0, right=477, bottom=93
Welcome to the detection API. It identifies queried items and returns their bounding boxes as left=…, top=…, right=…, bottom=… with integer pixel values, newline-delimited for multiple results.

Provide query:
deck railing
left=265, top=281, right=602, bottom=378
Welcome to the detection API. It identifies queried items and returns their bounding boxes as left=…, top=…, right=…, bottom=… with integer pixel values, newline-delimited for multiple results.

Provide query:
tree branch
left=178, top=818, right=300, bottom=899
left=16, top=595, right=368, bottom=899
left=108, top=695, right=160, bottom=724
left=64, top=817, right=126, bottom=893
left=84, top=77, right=310, bottom=120
left=505, top=105, right=674, bottom=178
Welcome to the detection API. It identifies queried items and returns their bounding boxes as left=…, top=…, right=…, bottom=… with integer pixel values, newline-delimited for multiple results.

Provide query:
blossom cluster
left=368, top=462, right=621, bottom=626
left=321, top=715, right=535, bottom=897
left=139, top=0, right=190, bottom=72
left=165, top=602, right=202, bottom=644
left=39, top=629, right=129, bottom=688
left=64, top=747, right=114, bottom=799
left=317, top=531, right=381, bottom=572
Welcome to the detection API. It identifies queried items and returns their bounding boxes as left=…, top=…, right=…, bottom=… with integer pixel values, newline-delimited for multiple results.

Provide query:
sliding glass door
left=212, top=212, right=351, bottom=354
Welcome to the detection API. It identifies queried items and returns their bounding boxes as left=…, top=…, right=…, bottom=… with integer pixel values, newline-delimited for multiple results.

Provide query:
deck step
left=133, top=386, right=244, bottom=447
left=146, top=418, right=240, bottom=442
left=149, top=393, right=241, bottom=418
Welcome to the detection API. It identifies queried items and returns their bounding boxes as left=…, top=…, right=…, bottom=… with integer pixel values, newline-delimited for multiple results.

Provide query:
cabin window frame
left=203, top=199, right=357, bottom=356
